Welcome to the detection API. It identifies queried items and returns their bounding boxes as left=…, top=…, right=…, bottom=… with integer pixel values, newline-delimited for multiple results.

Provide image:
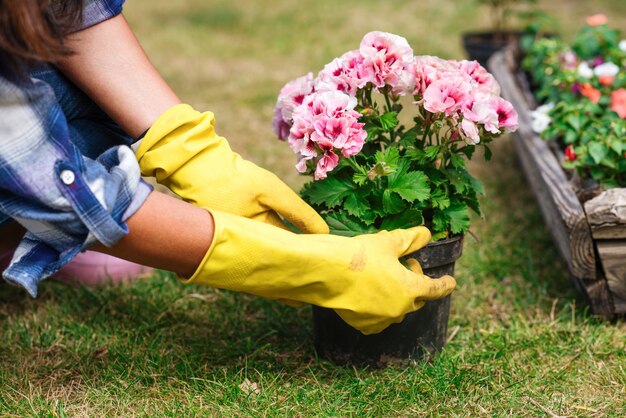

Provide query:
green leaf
left=379, top=111, right=399, bottom=131
left=449, top=153, right=466, bottom=168
left=382, top=189, right=407, bottom=214
left=425, top=145, right=440, bottom=160
left=564, top=129, right=578, bottom=145
left=459, top=146, right=476, bottom=160
left=483, top=145, right=492, bottom=161
left=444, top=202, right=471, bottom=234
left=398, top=127, right=419, bottom=147
left=344, top=193, right=370, bottom=218
left=467, top=172, right=485, bottom=195
left=324, top=211, right=376, bottom=237
left=376, top=146, right=400, bottom=167
left=431, top=231, right=448, bottom=241
left=609, top=140, right=624, bottom=155
left=465, top=188, right=482, bottom=217
left=353, top=172, right=369, bottom=186
left=379, top=209, right=423, bottom=231
left=358, top=209, right=379, bottom=226
left=432, top=209, right=449, bottom=233
left=445, top=169, right=470, bottom=194
left=430, top=188, right=451, bottom=210
left=300, top=177, right=354, bottom=208
left=588, top=142, right=608, bottom=165
left=388, top=170, right=430, bottom=202
left=405, top=148, right=428, bottom=163
left=566, top=113, right=582, bottom=131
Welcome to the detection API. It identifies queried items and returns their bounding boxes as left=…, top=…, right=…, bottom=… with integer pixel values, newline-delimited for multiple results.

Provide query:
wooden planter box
left=488, top=48, right=626, bottom=320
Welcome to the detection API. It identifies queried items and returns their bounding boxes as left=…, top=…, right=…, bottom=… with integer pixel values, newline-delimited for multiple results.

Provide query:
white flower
left=594, top=62, right=619, bottom=78
left=577, top=62, right=593, bottom=79
left=531, top=113, right=551, bottom=133
left=619, top=40, right=626, bottom=52
left=530, top=103, right=554, bottom=133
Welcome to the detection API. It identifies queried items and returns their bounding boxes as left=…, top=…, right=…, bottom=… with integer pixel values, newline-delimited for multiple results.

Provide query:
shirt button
left=60, top=169, right=76, bottom=185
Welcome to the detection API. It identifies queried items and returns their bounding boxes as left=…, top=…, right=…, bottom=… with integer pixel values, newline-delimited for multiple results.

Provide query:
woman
left=0, top=0, right=455, bottom=335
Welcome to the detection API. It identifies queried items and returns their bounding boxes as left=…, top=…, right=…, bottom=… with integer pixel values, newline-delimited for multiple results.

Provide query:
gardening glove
left=182, top=209, right=457, bottom=335
left=135, top=104, right=328, bottom=234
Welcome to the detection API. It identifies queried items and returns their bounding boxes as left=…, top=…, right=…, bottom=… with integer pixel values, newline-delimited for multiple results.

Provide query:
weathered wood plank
left=584, top=189, right=626, bottom=239
left=488, top=51, right=596, bottom=280
left=488, top=50, right=616, bottom=319
left=597, top=240, right=626, bottom=314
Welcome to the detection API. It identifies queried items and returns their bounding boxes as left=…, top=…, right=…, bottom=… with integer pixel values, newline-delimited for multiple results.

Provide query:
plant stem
left=383, top=89, right=396, bottom=142
left=423, top=113, right=432, bottom=146
left=384, top=90, right=393, bottom=113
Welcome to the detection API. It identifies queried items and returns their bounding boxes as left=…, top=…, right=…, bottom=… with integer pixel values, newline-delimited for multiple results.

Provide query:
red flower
left=565, top=145, right=577, bottom=162
left=599, top=75, right=614, bottom=86
left=610, top=88, right=626, bottom=118
left=579, top=83, right=601, bottom=104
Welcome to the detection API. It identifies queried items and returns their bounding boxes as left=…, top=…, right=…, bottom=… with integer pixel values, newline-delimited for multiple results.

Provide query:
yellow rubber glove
left=135, top=104, right=328, bottom=234
left=182, top=209, right=457, bottom=335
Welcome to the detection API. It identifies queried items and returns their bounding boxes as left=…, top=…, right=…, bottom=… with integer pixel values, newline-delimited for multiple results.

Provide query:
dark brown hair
left=0, top=0, right=84, bottom=77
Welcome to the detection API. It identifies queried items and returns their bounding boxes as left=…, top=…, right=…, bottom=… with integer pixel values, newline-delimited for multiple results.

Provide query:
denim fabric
left=0, top=63, right=151, bottom=296
left=76, top=0, right=126, bottom=32
left=31, top=66, right=134, bottom=159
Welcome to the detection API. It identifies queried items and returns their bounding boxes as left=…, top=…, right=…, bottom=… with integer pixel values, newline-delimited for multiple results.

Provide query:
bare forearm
left=56, top=14, right=181, bottom=139
left=93, top=192, right=214, bottom=278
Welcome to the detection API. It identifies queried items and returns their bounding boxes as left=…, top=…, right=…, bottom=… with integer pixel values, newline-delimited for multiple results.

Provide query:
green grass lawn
left=1, top=0, right=625, bottom=416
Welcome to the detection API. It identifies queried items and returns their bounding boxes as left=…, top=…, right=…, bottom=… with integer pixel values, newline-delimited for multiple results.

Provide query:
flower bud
left=565, top=145, right=577, bottom=162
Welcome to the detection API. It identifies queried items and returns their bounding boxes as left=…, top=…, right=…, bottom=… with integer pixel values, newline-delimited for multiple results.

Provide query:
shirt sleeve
left=75, top=0, right=126, bottom=32
left=0, top=73, right=151, bottom=296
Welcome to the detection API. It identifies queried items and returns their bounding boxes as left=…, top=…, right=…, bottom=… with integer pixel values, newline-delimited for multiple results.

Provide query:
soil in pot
left=312, top=234, right=464, bottom=368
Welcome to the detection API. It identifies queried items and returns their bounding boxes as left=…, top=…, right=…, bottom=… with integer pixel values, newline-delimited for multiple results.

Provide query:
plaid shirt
left=0, top=0, right=152, bottom=296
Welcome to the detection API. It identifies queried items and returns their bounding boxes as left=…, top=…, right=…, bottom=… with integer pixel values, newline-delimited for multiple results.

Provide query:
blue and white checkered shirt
left=0, top=0, right=152, bottom=296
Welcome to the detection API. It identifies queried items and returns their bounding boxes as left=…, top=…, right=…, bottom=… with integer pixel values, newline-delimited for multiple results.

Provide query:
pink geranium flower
left=491, top=97, right=518, bottom=132
left=288, top=90, right=366, bottom=177
left=315, top=152, right=340, bottom=180
left=275, top=30, right=517, bottom=187
left=610, top=88, right=626, bottom=118
left=359, top=31, right=414, bottom=89
left=312, top=116, right=352, bottom=149
left=316, top=57, right=360, bottom=96
left=273, top=73, right=315, bottom=140
left=461, top=119, right=480, bottom=144
left=413, top=55, right=457, bottom=96
left=338, top=50, right=373, bottom=90
left=462, top=95, right=500, bottom=134
left=423, top=76, right=472, bottom=116
left=456, top=60, right=501, bottom=95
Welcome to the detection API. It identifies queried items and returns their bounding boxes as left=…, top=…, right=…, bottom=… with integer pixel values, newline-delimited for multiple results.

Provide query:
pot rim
left=425, top=233, right=464, bottom=248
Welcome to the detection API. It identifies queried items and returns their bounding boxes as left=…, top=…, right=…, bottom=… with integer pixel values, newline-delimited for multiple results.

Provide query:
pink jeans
left=1, top=248, right=152, bottom=288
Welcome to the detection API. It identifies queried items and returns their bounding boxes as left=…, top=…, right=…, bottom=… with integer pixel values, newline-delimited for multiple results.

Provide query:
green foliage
left=522, top=18, right=626, bottom=188
left=300, top=111, right=490, bottom=237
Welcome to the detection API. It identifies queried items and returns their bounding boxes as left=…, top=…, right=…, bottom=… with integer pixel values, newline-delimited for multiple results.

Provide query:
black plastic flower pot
left=461, top=31, right=524, bottom=67
left=312, top=234, right=464, bottom=367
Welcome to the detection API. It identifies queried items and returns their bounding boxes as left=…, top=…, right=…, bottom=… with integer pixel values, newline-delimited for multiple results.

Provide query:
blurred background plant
left=525, top=16, right=626, bottom=188
left=463, top=0, right=555, bottom=66
left=478, top=0, right=539, bottom=33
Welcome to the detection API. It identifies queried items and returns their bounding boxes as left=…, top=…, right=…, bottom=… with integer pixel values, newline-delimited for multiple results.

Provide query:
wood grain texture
left=584, top=189, right=626, bottom=239
left=488, top=51, right=596, bottom=280
left=488, top=50, right=616, bottom=319
left=597, top=241, right=626, bottom=315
